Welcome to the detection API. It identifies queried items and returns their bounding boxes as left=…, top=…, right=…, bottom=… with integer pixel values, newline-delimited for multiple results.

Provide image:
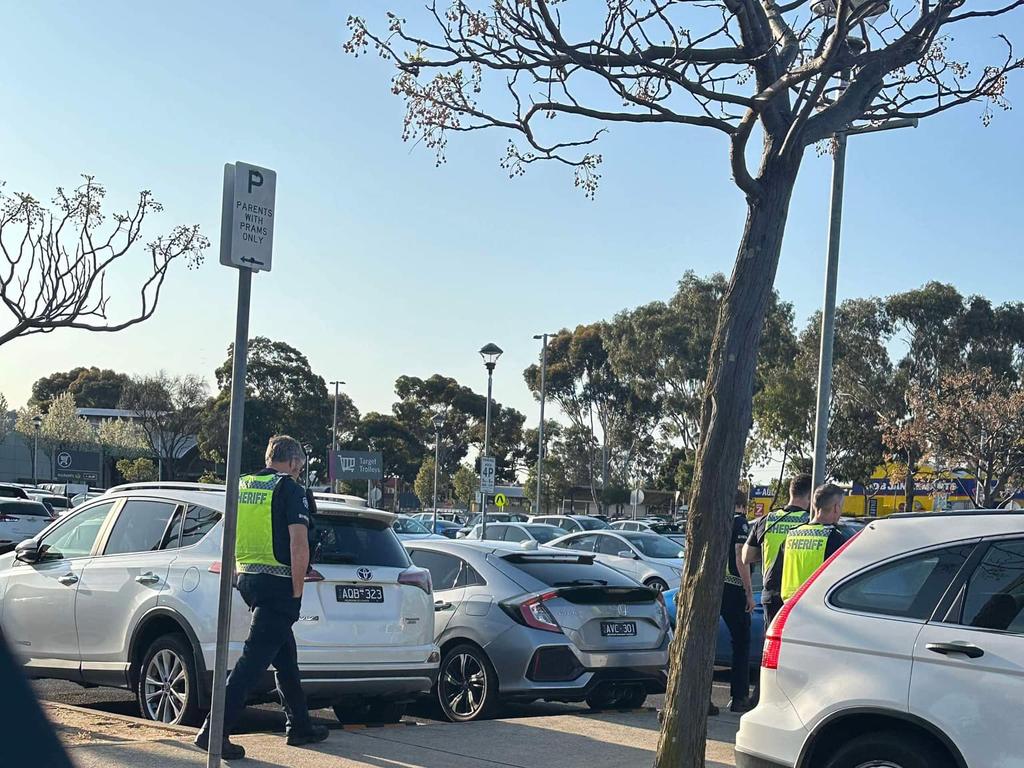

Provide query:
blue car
left=426, top=519, right=464, bottom=539
left=664, top=583, right=765, bottom=668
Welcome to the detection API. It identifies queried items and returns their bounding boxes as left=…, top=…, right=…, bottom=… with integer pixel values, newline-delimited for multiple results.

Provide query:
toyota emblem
left=357, top=567, right=373, bottom=582
left=57, top=452, right=73, bottom=469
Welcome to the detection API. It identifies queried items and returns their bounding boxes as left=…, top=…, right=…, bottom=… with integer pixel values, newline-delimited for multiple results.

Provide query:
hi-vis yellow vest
left=780, top=523, right=831, bottom=600
left=235, top=472, right=289, bottom=576
left=763, top=508, right=808, bottom=575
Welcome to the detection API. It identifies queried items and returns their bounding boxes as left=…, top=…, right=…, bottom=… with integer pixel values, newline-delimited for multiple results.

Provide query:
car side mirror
left=677, top=551, right=685, bottom=559
left=617, top=550, right=635, bottom=560
left=14, top=539, right=41, bottom=564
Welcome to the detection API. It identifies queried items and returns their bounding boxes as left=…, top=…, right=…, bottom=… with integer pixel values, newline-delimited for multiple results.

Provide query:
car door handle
left=135, top=572, right=160, bottom=586
left=434, top=601, right=453, bottom=611
left=927, top=642, right=985, bottom=659
left=57, top=574, right=79, bottom=586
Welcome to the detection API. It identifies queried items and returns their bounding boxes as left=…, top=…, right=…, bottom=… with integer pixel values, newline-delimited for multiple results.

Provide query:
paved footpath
left=51, top=704, right=739, bottom=768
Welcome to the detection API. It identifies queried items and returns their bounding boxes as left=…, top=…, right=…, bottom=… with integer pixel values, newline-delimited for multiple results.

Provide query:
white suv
left=0, top=483, right=439, bottom=726
left=736, top=510, right=1024, bottom=768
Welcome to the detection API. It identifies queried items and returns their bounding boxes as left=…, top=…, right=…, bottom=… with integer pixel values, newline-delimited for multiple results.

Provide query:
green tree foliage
left=16, top=393, right=96, bottom=458
left=883, top=284, right=1024, bottom=507
left=345, top=412, right=424, bottom=483
left=524, top=455, right=571, bottom=514
left=524, top=323, right=654, bottom=510
left=121, top=373, right=208, bottom=480
left=392, top=373, right=526, bottom=482
left=414, top=456, right=450, bottom=508
left=451, top=465, right=478, bottom=508
left=606, top=272, right=795, bottom=479
left=754, top=298, right=894, bottom=484
left=200, top=338, right=331, bottom=474
left=97, top=419, right=150, bottom=459
left=116, top=457, right=157, bottom=482
left=0, top=392, right=10, bottom=444
left=29, top=367, right=131, bottom=410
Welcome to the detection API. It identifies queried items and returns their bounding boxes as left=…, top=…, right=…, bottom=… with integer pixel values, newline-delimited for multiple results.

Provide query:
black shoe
left=286, top=724, right=330, bottom=746
left=729, top=698, right=754, bottom=713
left=707, top=702, right=720, bottom=716
left=194, top=732, right=246, bottom=760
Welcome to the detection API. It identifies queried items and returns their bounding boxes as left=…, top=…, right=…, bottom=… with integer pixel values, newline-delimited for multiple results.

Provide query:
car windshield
left=393, top=517, right=430, bottom=534
left=0, top=500, right=51, bottom=518
left=469, top=514, right=510, bottom=526
left=621, top=533, right=683, bottom=559
left=40, top=496, right=70, bottom=508
left=576, top=517, right=609, bottom=530
left=314, top=515, right=410, bottom=567
left=0, top=487, right=26, bottom=499
left=525, top=525, right=564, bottom=543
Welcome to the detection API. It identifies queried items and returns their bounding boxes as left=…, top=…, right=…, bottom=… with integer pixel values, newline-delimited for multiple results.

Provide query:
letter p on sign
left=247, top=169, right=264, bottom=194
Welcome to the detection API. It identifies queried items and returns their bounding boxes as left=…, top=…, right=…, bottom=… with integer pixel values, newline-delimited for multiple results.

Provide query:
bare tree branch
left=0, top=176, right=208, bottom=347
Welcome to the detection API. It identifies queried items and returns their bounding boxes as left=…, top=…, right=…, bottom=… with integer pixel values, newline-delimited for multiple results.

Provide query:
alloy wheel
left=143, top=648, right=189, bottom=723
left=441, top=652, right=487, bottom=719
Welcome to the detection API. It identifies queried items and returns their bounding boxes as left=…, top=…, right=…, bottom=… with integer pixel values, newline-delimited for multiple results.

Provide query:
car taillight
left=398, top=567, right=432, bottom=594
left=655, top=590, right=669, bottom=625
left=208, top=562, right=222, bottom=573
left=503, top=591, right=562, bottom=634
left=762, top=533, right=859, bottom=670
left=304, top=569, right=324, bottom=582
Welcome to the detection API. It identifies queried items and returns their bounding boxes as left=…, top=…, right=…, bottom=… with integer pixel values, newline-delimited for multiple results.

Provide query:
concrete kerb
left=45, top=700, right=197, bottom=738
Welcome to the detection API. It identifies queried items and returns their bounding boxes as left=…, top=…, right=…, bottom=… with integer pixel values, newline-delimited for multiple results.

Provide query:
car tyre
left=617, top=686, right=649, bottom=710
left=585, top=686, right=625, bottom=711
left=437, top=643, right=498, bottom=722
left=137, top=633, right=201, bottom=726
left=643, top=578, right=669, bottom=592
left=822, top=730, right=953, bottom=768
left=365, top=702, right=407, bottom=724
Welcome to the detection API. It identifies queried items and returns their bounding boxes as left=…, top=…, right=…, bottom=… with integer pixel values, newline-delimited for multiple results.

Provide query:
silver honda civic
left=404, top=539, right=670, bottom=722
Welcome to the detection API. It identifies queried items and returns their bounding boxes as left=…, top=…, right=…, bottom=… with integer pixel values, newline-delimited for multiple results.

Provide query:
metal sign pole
left=206, top=266, right=252, bottom=767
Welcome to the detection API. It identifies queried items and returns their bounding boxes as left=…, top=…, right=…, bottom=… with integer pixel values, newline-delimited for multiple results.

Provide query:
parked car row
left=0, top=483, right=674, bottom=728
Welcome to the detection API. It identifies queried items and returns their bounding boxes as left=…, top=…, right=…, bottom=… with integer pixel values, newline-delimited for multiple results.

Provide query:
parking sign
left=480, top=457, right=496, bottom=494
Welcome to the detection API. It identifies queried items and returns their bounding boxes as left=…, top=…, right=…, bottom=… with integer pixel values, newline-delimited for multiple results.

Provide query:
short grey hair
left=265, top=435, right=305, bottom=466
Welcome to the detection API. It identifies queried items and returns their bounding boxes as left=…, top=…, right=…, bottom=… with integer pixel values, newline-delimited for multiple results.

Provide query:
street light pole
left=478, top=343, right=503, bottom=540
left=330, top=380, right=345, bottom=492
left=810, top=59, right=917, bottom=489
left=32, top=415, right=42, bottom=485
left=533, top=333, right=551, bottom=515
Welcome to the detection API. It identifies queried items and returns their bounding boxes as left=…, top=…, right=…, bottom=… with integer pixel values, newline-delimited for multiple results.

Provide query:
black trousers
left=763, top=594, right=784, bottom=629
left=720, top=586, right=751, bottom=702
left=201, top=573, right=311, bottom=738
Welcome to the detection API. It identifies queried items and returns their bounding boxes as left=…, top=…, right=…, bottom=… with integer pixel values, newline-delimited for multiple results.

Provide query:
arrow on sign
left=240, top=257, right=264, bottom=265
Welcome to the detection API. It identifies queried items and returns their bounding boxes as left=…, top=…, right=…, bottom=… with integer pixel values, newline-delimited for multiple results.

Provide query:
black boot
left=286, top=724, right=330, bottom=746
left=194, top=730, right=246, bottom=760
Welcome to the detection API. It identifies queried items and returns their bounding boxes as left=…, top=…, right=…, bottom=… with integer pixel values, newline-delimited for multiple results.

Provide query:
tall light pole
left=330, top=380, right=345, bottom=491
left=432, top=413, right=444, bottom=533
left=810, top=24, right=916, bottom=489
left=31, top=414, right=42, bottom=485
left=533, top=333, right=553, bottom=515
left=479, top=342, right=503, bottom=539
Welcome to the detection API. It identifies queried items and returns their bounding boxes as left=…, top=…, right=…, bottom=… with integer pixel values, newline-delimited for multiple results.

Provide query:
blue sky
left=2, top=1, right=1023, bottom=437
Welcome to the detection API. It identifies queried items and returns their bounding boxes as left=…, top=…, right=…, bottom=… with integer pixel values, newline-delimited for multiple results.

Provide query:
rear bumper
left=298, top=664, right=438, bottom=700
left=488, top=627, right=669, bottom=701
left=734, top=752, right=792, bottom=768
left=211, top=662, right=439, bottom=705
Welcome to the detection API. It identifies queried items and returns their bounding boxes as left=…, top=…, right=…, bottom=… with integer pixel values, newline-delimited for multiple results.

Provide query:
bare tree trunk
left=655, top=158, right=800, bottom=768
left=904, top=460, right=915, bottom=512
left=770, top=440, right=790, bottom=511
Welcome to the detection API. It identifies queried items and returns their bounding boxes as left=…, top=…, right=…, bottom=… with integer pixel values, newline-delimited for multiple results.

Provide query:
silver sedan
left=404, top=539, right=670, bottom=721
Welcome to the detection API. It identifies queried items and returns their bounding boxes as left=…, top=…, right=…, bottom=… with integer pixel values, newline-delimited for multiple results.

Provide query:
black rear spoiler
left=501, top=553, right=596, bottom=564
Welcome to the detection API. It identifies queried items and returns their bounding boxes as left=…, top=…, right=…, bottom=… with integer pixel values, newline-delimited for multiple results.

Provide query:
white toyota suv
left=736, top=509, right=1024, bottom=768
left=0, top=483, right=439, bottom=725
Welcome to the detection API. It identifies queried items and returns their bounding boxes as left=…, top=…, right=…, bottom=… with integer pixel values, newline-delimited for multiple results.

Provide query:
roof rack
left=105, top=481, right=227, bottom=494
